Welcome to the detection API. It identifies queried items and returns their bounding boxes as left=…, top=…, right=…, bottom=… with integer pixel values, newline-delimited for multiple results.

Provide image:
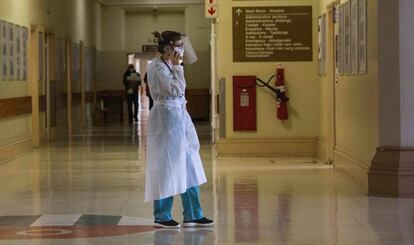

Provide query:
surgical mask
left=174, top=47, right=185, bottom=58
left=173, top=47, right=184, bottom=64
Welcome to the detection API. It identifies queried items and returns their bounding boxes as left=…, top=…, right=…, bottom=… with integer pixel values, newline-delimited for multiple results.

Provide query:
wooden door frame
left=66, top=37, right=72, bottom=135
left=326, top=3, right=337, bottom=163
left=30, top=24, right=40, bottom=147
left=45, top=30, right=57, bottom=141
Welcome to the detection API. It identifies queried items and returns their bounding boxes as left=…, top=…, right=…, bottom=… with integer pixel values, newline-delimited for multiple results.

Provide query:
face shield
left=182, top=36, right=198, bottom=65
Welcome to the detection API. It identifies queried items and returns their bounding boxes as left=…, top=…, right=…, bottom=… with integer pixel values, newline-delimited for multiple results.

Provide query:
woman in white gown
left=145, top=31, right=213, bottom=229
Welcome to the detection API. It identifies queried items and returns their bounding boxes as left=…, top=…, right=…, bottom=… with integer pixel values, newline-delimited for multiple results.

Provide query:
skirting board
left=0, top=137, right=32, bottom=165
left=216, top=137, right=317, bottom=157
left=334, top=147, right=371, bottom=190
left=316, top=139, right=330, bottom=163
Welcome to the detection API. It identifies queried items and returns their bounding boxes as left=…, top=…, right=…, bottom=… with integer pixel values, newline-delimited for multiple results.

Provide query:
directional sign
left=233, top=6, right=313, bottom=62
left=205, top=0, right=218, bottom=18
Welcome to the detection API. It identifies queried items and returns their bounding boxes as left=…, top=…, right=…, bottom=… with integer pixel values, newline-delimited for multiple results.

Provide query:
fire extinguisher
left=275, top=64, right=289, bottom=120
left=255, top=64, right=290, bottom=120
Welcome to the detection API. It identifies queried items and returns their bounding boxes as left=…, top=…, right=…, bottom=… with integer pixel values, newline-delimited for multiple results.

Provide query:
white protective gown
left=144, top=57, right=207, bottom=202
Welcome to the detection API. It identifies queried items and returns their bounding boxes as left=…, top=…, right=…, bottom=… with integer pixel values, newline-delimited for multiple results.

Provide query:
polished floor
left=0, top=111, right=413, bottom=244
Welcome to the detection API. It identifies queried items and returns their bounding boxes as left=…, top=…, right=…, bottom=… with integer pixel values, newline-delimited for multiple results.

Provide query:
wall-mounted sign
left=343, top=1, right=351, bottom=75
left=233, top=6, right=313, bottom=62
left=142, top=44, right=157, bottom=53
left=205, top=0, right=218, bottom=18
left=358, top=0, right=367, bottom=74
left=350, top=0, right=359, bottom=74
left=22, top=27, right=28, bottom=81
left=8, top=22, right=14, bottom=80
left=1, top=21, right=7, bottom=80
left=15, top=25, right=21, bottom=81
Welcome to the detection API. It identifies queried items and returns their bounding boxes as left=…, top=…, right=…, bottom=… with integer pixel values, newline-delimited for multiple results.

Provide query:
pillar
left=368, top=0, right=414, bottom=197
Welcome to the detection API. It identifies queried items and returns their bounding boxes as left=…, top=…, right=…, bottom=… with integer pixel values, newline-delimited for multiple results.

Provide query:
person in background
left=123, top=64, right=141, bottom=123
left=143, top=73, right=153, bottom=110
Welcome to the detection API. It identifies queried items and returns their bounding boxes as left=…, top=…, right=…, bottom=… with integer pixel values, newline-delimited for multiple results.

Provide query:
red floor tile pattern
left=0, top=225, right=155, bottom=240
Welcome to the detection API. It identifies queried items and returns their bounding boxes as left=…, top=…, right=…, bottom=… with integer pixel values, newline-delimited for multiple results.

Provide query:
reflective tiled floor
left=0, top=111, right=413, bottom=244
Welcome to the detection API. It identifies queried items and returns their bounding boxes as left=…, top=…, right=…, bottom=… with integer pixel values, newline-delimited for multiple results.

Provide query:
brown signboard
left=233, top=6, right=313, bottom=62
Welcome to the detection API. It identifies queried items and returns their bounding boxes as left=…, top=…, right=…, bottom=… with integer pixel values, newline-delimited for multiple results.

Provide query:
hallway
left=0, top=119, right=413, bottom=244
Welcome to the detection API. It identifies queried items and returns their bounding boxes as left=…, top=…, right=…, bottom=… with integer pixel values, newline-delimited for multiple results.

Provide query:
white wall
left=0, top=0, right=102, bottom=160
left=399, top=0, right=414, bottom=146
left=184, top=5, right=211, bottom=89
left=99, top=4, right=211, bottom=91
left=125, top=11, right=185, bottom=52
left=317, top=0, right=379, bottom=184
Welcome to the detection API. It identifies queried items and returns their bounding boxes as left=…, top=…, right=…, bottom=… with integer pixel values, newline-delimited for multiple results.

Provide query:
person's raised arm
left=151, top=62, right=185, bottom=97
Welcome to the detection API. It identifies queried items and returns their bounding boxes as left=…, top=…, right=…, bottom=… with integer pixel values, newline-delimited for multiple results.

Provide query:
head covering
left=153, top=31, right=186, bottom=53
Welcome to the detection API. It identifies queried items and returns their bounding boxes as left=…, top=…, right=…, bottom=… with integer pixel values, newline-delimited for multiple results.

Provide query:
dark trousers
left=127, top=91, right=139, bottom=123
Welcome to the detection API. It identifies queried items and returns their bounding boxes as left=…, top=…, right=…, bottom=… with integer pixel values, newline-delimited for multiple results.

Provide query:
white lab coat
left=144, top=58, right=207, bottom=202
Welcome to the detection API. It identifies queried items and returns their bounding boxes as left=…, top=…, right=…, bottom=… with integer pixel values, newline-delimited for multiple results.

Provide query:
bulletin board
left=358, top=0, right=367, bottom=74
left=343, top=1, right=351, bottom=75
left=62, top=40, right=66, bottom=81
left=15, top=25, right=21, bottom=80
left=85, top=47, right=92, bottom=83
left=8, top=22, right=14, bottom=80
left=318, top=14, right=326, bottom=76
left=0, top=21, right=28, bottom=81
left=337, top=0, right=367, bottom=76
left=22, top=27, right=28, bottom=81
left=337, top=4, right=344, bottom=75
left=56, top=38, right=63, bottom=81
left=1, top=21, right=7, bottom=80
left=71, top=42, right=80, bottom=82
left=350, top=0, right=359, bottom=74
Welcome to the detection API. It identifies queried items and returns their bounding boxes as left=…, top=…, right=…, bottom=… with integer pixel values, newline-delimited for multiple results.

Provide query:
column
left=368, top=0, right=414, bottom=197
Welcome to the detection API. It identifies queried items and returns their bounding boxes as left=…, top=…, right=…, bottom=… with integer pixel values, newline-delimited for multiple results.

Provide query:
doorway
left=127, top=53, right=153, bottom=113
left=30, top=27, right=52, bottom=146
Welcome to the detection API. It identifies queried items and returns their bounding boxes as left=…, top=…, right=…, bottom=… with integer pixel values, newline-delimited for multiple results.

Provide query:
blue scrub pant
left=154, top=186, right=203, bottom=222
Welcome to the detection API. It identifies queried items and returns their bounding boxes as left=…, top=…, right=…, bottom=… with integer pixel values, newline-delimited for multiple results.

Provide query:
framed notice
left=233, top=6, right=313, bottom=62
left=38, top=32, right=43, bottom=81
left=62, top=40, right=66, bottom=80
left=55, top=38, right=62, bottom=81
left=22, top=27, right=28, bottom=80
left=15, top=25, right=21, bottom=80
left=84, top=48, right=88, bottom=82
left=318, top=16, right=322, bottom=75
left=85, top=47, right=91, bottom=83
left=337, top=4, right=344, bottom=75
left=8, top=22, right=14, bottom=80
left=350, top=0, right=359, bottom=75
left=343, top=1, right=351, bottom=75
left=1, top=21, right=7, bottom=80
left=358, top=0, right=367, bottom=74
left=71, top=42, right=80, bottom=82
left=318, top=14, right=326, bottom=76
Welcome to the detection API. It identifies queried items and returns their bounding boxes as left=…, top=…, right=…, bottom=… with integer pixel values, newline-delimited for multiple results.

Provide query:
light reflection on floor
left=0, top=111, right=413, bottom=244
